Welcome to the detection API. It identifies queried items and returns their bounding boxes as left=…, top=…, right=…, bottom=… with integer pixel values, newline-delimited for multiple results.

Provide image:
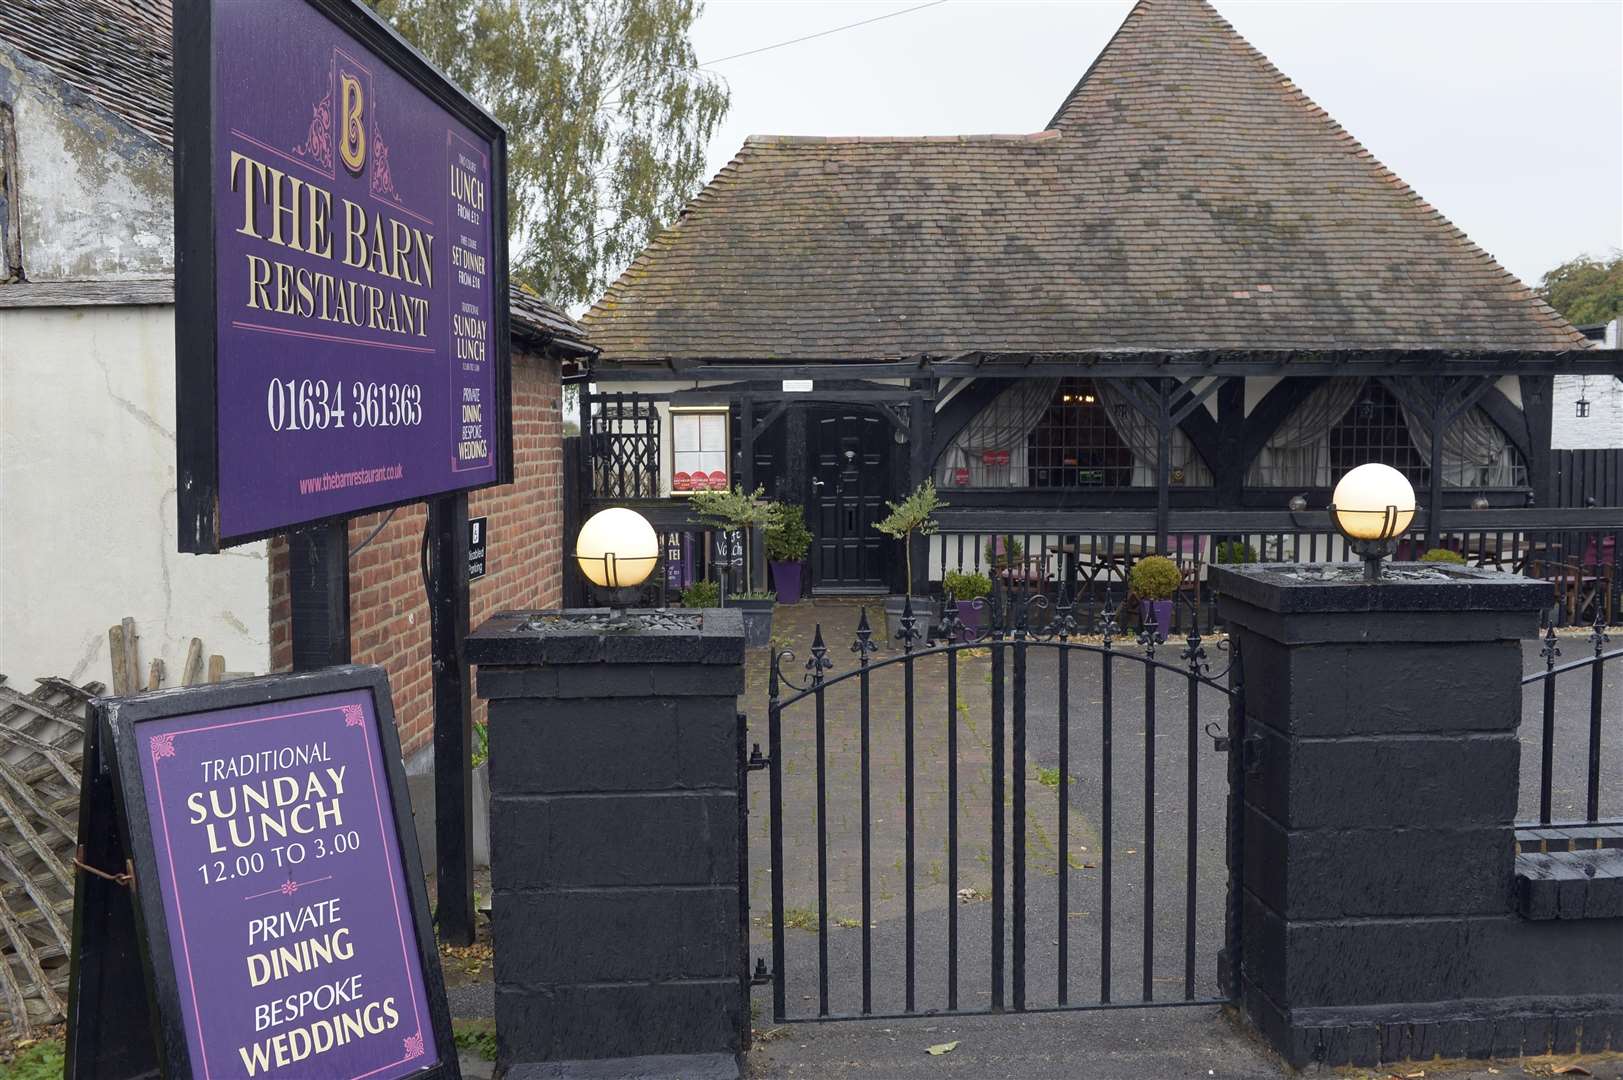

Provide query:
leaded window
left=939, top=378, right=1212, bottom=489
left=1247, top=379, right=1526, bottom=488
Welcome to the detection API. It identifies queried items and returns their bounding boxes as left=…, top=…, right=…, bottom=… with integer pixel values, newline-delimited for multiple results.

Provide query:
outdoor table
left=1047, top=537, right=1154, bottom=594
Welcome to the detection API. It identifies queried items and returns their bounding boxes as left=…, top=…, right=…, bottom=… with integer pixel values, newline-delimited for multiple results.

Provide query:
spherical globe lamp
left=574, top=507, right=659, bottom=599
left=1328, top=463, right=1416, bottom=581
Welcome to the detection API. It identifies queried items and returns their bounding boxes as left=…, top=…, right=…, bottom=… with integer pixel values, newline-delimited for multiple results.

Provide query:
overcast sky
left=685, top=0, right=1623, bottom=289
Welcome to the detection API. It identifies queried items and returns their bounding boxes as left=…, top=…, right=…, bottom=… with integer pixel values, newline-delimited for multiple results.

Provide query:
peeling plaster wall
left=0, top=46, right=173, bottom=280
left=0, top=306, right=271, bottom=687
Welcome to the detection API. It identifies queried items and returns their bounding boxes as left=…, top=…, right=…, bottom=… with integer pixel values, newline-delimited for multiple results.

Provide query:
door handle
left=812, top=478, right=825, bottom=491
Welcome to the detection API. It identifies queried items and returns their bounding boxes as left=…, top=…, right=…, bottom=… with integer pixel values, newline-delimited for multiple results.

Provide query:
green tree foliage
left=368, top=0, right=729, bottom=307
left=1537, top=252, right=1622, bottom=327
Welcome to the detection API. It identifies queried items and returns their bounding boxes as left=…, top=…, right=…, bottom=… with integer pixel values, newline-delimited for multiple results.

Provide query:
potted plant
left=1129, top=554, right=1181, bottom=641
left=688, top=484, right=780, bottom=646
left=679, top=580, right=720, bottom=608
left=984, top=534, right=1024, bottom=570
left=1214, top=539, right=1257, bottom=565
left=943, top=569, right=993, bottom=639
left=765, top=502, right=813, bottom=604
left=874, top=478, right=946, bottom=638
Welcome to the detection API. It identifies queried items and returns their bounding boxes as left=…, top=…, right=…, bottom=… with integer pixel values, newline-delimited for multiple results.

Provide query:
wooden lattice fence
left=0, top=675, right=94, bottom=1034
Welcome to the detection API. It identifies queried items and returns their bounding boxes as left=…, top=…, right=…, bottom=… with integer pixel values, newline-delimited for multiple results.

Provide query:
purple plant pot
left=955, top=599, right=984, bottom=641
left=1140, top=598, right=1174, bottom=640
left=770, top=560, right=804, bottom=604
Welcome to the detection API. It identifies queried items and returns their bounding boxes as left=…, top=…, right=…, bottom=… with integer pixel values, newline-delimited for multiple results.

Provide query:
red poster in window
left=672, top=472, right=692, bottom=492
left=953, top=468, right=971, bottom=486
left=706, top=470, right=729, bottom=490
left=981, top=450, right=1010, bottom=466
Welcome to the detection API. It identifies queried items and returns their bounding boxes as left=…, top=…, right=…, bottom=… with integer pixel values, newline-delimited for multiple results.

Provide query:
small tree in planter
left=874, top=478, right=946, bottom=637
left=688, top=485, right=779, bottom=646
left=1129, top=554, right=1181, bottom=641
left=943, top=570, right=993, bottom=639
left=1419, top=547, right=1466, bottom=565
left=765, top=502, right=813, bottom=603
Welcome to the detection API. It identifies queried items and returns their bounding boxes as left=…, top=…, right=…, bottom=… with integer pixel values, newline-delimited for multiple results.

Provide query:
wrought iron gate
left=756, top=588, right=1247, bottom=1022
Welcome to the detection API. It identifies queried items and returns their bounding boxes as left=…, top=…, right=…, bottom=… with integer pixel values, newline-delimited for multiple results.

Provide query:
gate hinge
left=751, top=958, right=772, bottom=985
left=745, top=741, right=770, bottom=772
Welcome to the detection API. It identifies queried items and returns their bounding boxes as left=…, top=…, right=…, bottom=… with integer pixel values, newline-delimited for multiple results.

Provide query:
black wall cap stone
left=1516, top=849, right=1623, bottom=920
left=469, top=608, right=745, bottom=667
left=1212, top=563, right=1552, bottom=616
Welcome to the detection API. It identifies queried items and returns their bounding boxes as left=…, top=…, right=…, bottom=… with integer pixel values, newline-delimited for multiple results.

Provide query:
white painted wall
left=1551, top=322, right=1623, bottom=450
left=0, top=305, right=271, bottom=688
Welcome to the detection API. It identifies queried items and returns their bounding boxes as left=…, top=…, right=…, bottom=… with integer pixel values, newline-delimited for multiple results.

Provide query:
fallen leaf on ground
left=925, top=1040, right=960, bottom=1056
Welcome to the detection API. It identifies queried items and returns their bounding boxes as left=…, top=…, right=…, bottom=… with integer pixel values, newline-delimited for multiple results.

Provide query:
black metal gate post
left=427, top=491, right=475, bottom=946
left=289, top=519, right=350, bottom=671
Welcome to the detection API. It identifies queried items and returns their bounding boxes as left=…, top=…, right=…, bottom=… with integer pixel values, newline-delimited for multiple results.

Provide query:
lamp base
left=1347, top=537, right=1399, bottom=581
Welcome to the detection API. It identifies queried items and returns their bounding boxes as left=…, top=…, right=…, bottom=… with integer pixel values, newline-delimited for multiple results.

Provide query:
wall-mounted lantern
left=574, top=507, right=659, bottom=616
left=1576, top=376, right=1592, bottom=418
left=1328, top=462, right=1416, bottom=582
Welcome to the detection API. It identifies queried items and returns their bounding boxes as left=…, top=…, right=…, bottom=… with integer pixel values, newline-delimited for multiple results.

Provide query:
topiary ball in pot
left=1130, top=555, right=1181, bottom=640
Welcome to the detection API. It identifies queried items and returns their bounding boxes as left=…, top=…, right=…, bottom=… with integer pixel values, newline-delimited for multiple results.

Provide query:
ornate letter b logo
left=339, top=72, right=366, bottom=175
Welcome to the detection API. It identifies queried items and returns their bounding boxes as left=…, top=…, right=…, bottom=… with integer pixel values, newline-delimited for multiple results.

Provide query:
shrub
left=874, top=479, right=946, bottom=593
left=680, top=580, right=720, bottom=608
left=1419, top=547, right=1466, bottom=565
left=984, top=534, right=1024, bottom=566
left=765, top=503, right=813, bottom=563
left=732, top=590, right=778, bottom=601
left=1129, top=555, right=1182, bottom=601
left=1214, top=540, right=1257, bottom=564
left=943, top=570, right=993, bottom=601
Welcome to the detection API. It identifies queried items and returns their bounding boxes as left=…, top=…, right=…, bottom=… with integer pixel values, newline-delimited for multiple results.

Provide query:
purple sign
left=134, top=688, right=437, bottom=1078
left=178, top=0, right=509, bottom=549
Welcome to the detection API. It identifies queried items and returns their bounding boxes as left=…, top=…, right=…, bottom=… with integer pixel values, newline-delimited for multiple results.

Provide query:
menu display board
left=66, top=668, right=457, bottom=1080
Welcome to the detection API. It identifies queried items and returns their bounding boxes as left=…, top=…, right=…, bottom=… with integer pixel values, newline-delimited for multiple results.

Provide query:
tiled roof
left=510, top=287, right=593, bottom=354
left=0, top=1, right=587, bottom=347
left=583, top=0, right=1587, bottom=361
left=0, top=0, right=174, bottom=148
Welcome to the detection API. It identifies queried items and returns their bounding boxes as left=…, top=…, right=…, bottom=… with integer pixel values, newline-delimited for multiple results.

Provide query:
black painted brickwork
left=471, top=609, right=748, bottom=1071
left=1213, top=566, right=1623, bottom=1070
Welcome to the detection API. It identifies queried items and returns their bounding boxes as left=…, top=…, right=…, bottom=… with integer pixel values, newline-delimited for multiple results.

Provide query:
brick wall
left=268, top=345, right=565, bottom=756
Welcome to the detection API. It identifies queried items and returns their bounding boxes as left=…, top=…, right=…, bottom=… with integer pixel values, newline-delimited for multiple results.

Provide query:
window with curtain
left=938, top=378, right=1213, bottom=489
left=1247, top=379, right=1527, bottom=488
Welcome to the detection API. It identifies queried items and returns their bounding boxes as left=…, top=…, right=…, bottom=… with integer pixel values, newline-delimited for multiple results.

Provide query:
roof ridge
left=742, top=132, right=1061, bottom=145
left=1046, top=0, right=1586, bottom=347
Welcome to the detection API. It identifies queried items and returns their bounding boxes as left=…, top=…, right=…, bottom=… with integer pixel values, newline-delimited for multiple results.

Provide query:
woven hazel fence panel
left=0, top=675, right=96, bottom=1034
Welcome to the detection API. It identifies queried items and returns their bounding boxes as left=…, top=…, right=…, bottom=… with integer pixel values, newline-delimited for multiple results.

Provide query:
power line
left=698, top=0, right=950, bottom=68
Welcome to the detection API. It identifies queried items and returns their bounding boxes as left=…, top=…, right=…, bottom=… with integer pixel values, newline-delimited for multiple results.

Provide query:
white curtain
left=1093, top=381, right=1213, bottom=487
left=1245, top=379, right=1367, bottom=488
left=1400, top=403, right=1518, bottom=487
left=938, top=379, right=1061, bottom=487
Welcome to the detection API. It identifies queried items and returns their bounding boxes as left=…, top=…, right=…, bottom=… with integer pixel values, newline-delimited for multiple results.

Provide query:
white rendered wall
left=0, top=305, right=272, bottom=688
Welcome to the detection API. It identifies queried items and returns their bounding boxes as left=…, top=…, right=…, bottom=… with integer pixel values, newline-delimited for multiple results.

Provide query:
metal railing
left=1524, top=617, right=1618, bottom=828
left=932, top=511, right=1623, bottom=632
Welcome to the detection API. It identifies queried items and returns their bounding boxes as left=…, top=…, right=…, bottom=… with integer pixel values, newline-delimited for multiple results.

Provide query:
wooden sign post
left=66, top=667, right=458, bottom=1080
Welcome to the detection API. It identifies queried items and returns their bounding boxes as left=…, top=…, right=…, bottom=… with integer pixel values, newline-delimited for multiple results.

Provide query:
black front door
left=810, top=408, right=891, bottom=591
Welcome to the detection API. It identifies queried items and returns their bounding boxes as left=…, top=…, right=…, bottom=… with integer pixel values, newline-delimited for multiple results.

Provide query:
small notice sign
left=468, top=517, right=488, bottom=580
left=66, top=667, right=457, bottom=1080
